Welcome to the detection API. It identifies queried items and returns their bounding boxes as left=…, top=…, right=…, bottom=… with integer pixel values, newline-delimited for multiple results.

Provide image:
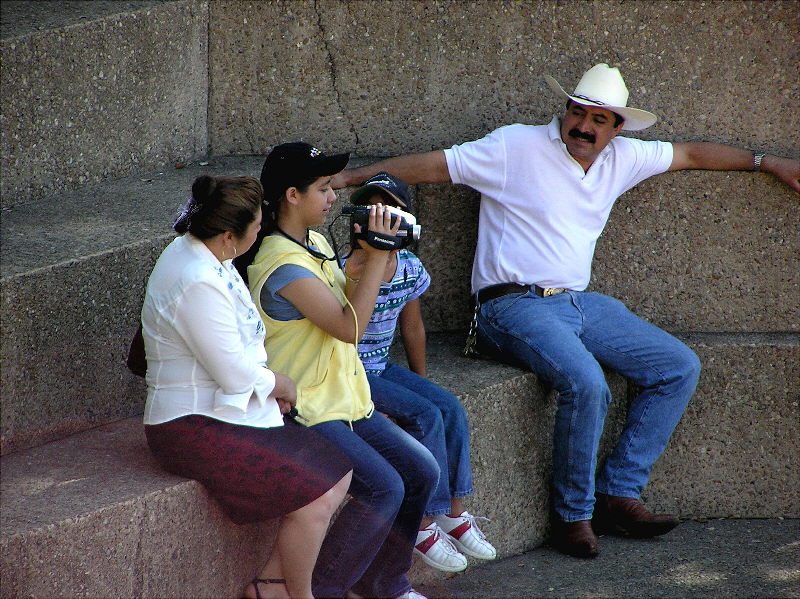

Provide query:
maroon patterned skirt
left=145, top=415, right=352, bottom=524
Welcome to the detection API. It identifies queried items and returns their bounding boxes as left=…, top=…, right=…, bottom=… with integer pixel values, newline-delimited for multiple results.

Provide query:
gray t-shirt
left=260, top=263, right=315, bottom=321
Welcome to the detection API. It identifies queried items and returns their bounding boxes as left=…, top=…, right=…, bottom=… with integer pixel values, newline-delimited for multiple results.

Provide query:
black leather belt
left=474, top=282, right=567, bottom=305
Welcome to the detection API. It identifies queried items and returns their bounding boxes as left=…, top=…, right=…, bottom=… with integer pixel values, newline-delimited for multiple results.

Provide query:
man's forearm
left=670, top=142, right=800, bottom=193
left=670, top=142, right=754, bottom=171
left=339, top=151, right=451, bottom=188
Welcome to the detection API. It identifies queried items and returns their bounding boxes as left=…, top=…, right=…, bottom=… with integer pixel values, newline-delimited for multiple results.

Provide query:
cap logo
left=309, top=147, right=321, bottom=157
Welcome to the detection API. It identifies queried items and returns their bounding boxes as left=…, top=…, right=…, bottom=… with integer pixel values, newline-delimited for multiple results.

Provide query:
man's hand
left=763, top=155, right=800, bottom=194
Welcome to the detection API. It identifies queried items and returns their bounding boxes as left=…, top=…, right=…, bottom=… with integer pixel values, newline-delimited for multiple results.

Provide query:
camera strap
left=275, top=226, right=338, bottom=264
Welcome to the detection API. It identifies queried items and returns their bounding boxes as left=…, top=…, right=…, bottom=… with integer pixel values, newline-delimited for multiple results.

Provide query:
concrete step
left=0, top=417, right=279, bottom=599
left=0, top=154, right=375, bottom=454
left=3, top=154, right=798, bottom=459
left=2, top=333, right=797, bottom=597
left=1, top=156, right=264, bottom=455
left=1, top=0, right=207, bottom=209
left=0, top=335, right=553, bottom=598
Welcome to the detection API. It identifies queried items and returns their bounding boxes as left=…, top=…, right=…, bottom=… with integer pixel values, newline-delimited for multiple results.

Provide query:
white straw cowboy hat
left=545, top=63, right=658, bottom=131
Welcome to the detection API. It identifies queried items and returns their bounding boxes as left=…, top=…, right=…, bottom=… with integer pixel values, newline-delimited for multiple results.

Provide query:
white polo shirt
left=444, top=117, right=673, bottom=293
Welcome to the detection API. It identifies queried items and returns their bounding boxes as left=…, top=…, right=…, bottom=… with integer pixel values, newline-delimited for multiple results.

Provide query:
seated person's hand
left=272, top=373, right=297, bottom=413
left=353, top=204, right=402, bottom=259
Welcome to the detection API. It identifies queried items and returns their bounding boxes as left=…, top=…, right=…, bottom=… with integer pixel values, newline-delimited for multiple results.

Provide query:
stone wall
left=208, top=0, right=798, bottom=157
left=0, top=0, right=208, bottom=208
left=207, top=0, right=799, bottom=332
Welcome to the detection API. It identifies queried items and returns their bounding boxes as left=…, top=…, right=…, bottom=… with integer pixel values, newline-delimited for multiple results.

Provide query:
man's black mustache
left=568, top=128, right=596, bottom=143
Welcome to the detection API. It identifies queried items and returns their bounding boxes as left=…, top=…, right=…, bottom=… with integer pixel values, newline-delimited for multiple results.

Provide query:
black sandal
left=247, top=578, right=286, bottom=599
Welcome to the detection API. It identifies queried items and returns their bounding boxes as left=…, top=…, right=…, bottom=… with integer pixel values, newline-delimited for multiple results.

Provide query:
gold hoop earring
left=233, top=246, right=238, bottom=259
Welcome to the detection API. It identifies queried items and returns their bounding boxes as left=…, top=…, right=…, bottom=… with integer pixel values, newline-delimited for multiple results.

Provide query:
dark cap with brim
left=350, top=172, right=413, bottom=214
left=260, top=142, right=350, bottom=196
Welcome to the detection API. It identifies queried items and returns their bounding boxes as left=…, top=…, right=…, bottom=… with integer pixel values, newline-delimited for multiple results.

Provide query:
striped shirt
left=357, top=249, right=430, bottom=374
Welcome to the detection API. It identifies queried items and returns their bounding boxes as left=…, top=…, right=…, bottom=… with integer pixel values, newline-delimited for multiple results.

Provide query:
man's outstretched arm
left=332, top=150, right=451, bottom=189
left=670, top=143, right=799, bottom=193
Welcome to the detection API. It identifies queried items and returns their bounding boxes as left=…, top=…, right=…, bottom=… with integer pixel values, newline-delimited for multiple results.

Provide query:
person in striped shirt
left=348, top=173, right=497, bottom=574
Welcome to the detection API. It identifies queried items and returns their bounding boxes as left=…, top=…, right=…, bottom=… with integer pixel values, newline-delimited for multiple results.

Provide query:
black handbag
left=126, top=324, right=147, bottom=378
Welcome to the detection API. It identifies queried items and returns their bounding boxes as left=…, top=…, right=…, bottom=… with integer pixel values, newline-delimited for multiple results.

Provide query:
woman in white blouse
left=142, top=174, right=352, bottom=599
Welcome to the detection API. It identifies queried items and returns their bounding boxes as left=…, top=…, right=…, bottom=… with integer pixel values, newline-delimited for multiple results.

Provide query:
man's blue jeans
left=310, top=414, right=439, bottom=598
left=476, top=290, right=700, bottom=523
left=368, top=363, right=474, bottom=517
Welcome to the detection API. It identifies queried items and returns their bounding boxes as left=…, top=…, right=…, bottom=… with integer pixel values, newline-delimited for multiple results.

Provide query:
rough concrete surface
left=0, top=417, right=277, bottom=599
left=208, top=0, right=798, bottom=158
left=415, top=518, right=800, bottom=599
left=0, top=0, right=172, bottom=39
left=0, top=0, right=209, bottom=208
left=1, top=156, right=264, bottom=454
left=644, top=333, right=800, bottom=518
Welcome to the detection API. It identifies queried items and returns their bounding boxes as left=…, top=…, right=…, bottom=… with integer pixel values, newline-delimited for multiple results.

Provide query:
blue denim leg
left=574, top=293, right=700, bottom=499
left=310, top=415, right=438, bottom=599
left=369, top=363, right=474, bottom=517
left=476, top=291, right=699, bottom=523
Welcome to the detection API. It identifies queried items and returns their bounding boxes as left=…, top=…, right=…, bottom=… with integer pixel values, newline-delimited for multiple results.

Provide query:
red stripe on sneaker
left=447, top=521, right=471, bottom=540
left=415, top=531, right=438, bottom=554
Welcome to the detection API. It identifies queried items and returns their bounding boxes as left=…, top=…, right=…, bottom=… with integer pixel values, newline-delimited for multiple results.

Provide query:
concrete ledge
left=2, top=157, right=798, bottom=456
left=1, top=338, right=569, bottom=598
left=3, top=333, right=797, bottom=596
left=0, top=0, right=208, bottom=208
left=1, top=157, right=265, bottom=454
left=0, top=418, right=276, bottom=599
left=647, top=332, right=800, bottom=517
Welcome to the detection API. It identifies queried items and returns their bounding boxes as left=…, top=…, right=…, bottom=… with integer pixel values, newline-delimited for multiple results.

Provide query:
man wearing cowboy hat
left=333, top=63, right=799, bottom=559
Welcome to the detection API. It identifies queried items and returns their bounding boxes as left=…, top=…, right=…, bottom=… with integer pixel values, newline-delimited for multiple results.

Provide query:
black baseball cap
left=350, top=172, right=413, bottom=214
left=260, top=142, right=350, bottom=197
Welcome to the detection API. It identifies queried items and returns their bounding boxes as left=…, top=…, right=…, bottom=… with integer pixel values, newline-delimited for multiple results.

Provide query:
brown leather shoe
left=593, top=493, right=680, bottom=538
left=550, top=519, right=599, bottom=558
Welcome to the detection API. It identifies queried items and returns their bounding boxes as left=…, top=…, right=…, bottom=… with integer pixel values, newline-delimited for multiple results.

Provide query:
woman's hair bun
left=191, top=175, right=217, bottom=207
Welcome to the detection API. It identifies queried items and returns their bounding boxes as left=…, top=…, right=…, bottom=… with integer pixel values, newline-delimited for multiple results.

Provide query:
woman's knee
left=296, top=470, right=352, bottom=524
left=328, top=470, right=352, bottom=506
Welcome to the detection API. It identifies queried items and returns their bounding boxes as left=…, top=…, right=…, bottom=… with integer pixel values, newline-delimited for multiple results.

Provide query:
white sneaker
left=435, top=511, right=497, bottom=560
left=414, top=523, right=468, bottom=572
left=395, top=591, right=428, bottom=599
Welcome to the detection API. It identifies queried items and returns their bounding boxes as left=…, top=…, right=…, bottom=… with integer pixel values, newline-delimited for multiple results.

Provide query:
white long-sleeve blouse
left=142, top=234, right=283, bottom=428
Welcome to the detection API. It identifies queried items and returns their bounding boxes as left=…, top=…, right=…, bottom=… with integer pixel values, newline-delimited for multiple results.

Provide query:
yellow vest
left=248, top=231, right=374, bottom=426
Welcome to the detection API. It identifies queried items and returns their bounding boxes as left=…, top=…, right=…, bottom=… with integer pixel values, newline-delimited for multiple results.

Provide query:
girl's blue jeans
left=476, top=290, right=700, bottom=523
left=368, top=363, right=474, bottom=517
left=310, top=413, right=438, bottom=599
